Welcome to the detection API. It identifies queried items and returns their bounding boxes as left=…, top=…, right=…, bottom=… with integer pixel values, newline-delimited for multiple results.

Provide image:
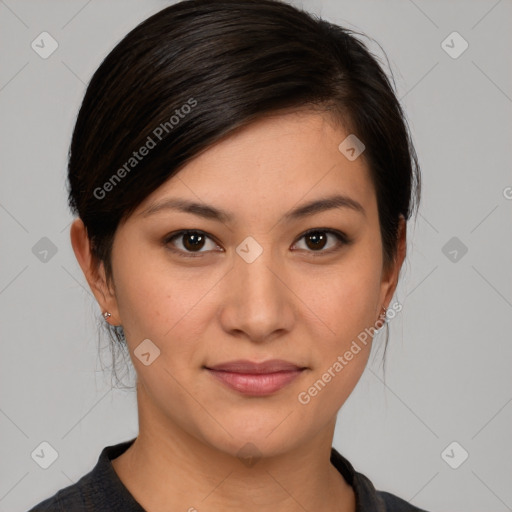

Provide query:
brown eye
left=304, top=231, right=328, bottom=250
left=164, top=230, right=221, bottom=256
left=181, top=232, right=206, bottom=251
left=293, top=229, right=348, bottom=254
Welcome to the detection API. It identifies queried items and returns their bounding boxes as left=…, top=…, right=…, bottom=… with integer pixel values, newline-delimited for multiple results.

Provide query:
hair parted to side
left=67, top=0, right=421, bottom=387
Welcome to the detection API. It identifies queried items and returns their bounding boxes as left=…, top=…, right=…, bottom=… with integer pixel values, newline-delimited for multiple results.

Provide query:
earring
left=381, top=305, right=388, bottom=322
left=103, top=311, right=112, bottom=320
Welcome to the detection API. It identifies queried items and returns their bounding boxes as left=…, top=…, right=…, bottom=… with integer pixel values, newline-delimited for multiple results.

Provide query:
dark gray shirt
left=27, top=438, right=430, bottom=511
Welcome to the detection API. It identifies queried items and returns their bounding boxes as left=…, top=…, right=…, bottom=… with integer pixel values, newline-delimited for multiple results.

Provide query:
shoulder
left=25, top=469, right=94, bottom=511
left=25, top=480, right=85, bottom=511
left=25, top=438, right=138, bottom=512
left=376, top=490, right=431, bottom=511
left=330, top=447, right=432, bottom=512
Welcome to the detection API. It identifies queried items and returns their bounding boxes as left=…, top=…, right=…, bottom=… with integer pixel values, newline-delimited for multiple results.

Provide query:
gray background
left=1, top=0, right=511, bottom=511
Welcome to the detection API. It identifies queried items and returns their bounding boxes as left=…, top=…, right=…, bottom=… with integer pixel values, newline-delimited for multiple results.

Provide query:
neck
left=111, top=383, right=356, bottom=512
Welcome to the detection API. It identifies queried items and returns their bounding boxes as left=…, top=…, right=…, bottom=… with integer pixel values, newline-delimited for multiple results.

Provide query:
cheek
left=113, top=267, right=167, bottom=341
left=112, top=249, right=222, bottom=368
left=114, top=271, right=185, bottom=350
left=298, top=247, right=382, bottom=345
left=294, top=246, right=382, bottom=401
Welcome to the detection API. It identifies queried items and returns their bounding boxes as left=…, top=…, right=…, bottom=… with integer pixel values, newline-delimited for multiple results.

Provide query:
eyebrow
left=139, top=194, right=366, bottom=223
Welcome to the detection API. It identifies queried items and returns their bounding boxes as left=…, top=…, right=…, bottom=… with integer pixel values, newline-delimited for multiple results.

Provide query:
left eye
left=292, top=229, right=348, bottom=254
left=164, top=229, right=348, bottom=257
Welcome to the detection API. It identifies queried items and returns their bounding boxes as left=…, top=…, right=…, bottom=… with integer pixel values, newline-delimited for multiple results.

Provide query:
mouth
left=204, top=359, right=308, bottom=396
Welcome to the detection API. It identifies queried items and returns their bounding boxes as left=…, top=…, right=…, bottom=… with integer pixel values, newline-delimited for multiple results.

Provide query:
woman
left=28, top=0, right=427, bottom=510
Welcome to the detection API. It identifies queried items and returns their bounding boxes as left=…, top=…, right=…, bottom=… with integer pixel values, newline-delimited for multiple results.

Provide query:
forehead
left=135, top=110, right=377, bottom=224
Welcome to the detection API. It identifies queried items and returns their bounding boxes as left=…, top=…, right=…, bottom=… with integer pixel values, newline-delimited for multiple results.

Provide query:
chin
left=197, top=413, right=308, bottom=462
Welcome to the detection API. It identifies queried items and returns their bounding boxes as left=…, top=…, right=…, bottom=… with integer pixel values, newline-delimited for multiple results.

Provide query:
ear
left=70, top=218, right=121, bottom=325
left=378, top=215, right=407, bottom=318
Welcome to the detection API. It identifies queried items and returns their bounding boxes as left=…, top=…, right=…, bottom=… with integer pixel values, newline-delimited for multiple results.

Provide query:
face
left=74, top=110, right=405, bottom=459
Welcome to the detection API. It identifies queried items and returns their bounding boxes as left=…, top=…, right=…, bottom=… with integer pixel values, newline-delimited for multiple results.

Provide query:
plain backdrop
left=1, top=1, right=511, bottom=511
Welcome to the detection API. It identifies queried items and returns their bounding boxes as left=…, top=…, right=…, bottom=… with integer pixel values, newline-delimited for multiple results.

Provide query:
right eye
left=163, top=230, right=223, bottom=258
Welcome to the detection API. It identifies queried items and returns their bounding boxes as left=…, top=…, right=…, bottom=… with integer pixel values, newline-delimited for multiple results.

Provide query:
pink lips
left=205, top=359, right=306, bottom=396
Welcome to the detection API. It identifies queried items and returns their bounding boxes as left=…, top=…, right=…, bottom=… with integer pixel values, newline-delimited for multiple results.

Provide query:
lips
left=204, top=359, right=307, bottom=396
left=206, top=359, right=305, bottom=374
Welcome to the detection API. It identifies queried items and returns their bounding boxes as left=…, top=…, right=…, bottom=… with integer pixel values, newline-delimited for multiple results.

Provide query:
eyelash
left=163, top=228, right=350, bottom=259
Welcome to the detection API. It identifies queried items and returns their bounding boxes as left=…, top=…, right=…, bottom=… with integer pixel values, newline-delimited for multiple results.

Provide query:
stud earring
left=377, top=305, right=388, bottom=327
left=103, top=312, right=112, bottom=320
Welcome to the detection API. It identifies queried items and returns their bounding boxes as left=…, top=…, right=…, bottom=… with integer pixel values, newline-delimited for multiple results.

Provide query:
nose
left=218, top=243, right=295, bottom=344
